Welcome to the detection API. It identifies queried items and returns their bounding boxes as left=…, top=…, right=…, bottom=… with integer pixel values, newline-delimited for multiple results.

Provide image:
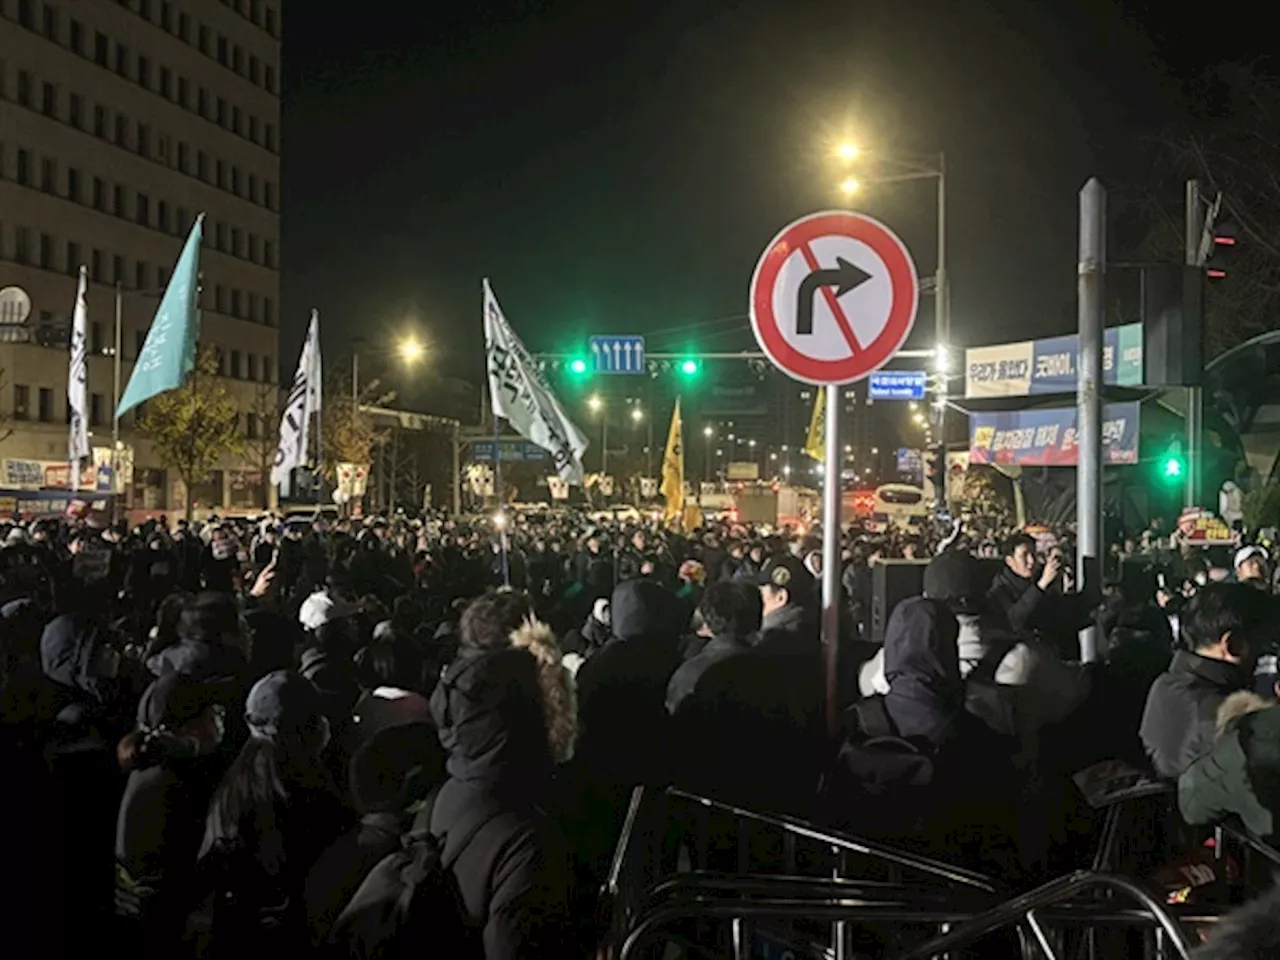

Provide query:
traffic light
left=1204, top=218, right=1237, bottom=281
left=1160, top=440, right=1185, bottom=483
left=677, top=358, right=700, bottom=378
left=567, top=356, right=589, bottom=377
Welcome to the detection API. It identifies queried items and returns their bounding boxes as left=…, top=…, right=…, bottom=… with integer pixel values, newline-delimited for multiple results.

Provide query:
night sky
left=279, top=0, right=1251, bottom=416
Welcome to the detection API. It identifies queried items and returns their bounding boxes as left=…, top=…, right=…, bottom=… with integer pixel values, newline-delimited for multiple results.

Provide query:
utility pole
left=1077, top=178, right=1105, bottom=664
left=1185, top=179, right=1204, bottom=510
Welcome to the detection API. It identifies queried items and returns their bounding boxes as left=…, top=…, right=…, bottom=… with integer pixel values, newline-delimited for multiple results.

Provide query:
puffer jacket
left=1179, top=693, right=1280, bottom=838
left=1140, top=650, right=1248, bottom=779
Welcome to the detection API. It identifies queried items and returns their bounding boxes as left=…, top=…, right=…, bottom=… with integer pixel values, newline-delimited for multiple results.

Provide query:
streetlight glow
left=703, top=425, right=714, bottom=437
left=588, top=395, right=603, bottom=412
left=630, top=408, right=644, bottom=423
left=835, top=142, right=860, bottom=161
left=398, top=337, right=426, bottom=364
left=839, top=177, right=861, bottom=196
left=934, top=343, right=952, bottom=373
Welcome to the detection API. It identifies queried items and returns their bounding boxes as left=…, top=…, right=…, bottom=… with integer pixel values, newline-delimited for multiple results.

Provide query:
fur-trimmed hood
left=1216, top=690, right=1272, bottom=739
left=430, top=617, right=577, bottom=786
left=510, top=618, right=578, bottom=764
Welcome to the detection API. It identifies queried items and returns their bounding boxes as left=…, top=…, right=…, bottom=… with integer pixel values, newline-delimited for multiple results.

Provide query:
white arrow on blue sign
left=589, top=335, right=646, bottom=375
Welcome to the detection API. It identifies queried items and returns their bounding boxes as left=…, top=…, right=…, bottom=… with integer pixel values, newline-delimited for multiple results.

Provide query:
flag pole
left=494, top=410, right=510, bottom=586
left=112, top=283, right=122, bottom=511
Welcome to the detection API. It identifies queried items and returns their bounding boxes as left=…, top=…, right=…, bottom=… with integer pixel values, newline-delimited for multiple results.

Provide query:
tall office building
left=0, top=0, right=281, bottom=515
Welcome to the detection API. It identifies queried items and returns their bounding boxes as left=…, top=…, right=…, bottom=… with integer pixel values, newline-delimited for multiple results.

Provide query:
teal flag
left=116, top=214, right=205, bottom=417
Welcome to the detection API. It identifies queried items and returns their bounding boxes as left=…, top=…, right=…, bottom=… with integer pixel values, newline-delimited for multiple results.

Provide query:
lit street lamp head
left=398, top=337, right=426, bottom=364
left=836, top=142, right=860, bottom=161
left=839, top=177, right=861, bottom=196
left=703, top=426, right=713, bottom=437
left=588, top=395, right=603, bottom=412
left=630, top=408, right=644, bottom=423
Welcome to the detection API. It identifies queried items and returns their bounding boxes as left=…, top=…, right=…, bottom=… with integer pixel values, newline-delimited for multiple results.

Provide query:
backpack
left=325, top=792, right=492, bottom=959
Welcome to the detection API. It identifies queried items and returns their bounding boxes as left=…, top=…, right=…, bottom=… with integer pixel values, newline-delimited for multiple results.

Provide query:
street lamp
left=588, top=396, right=607, bottom=474
left=588, top=394, right=603, bottom=412
left=630, top=407, right=643, bottom=423
left=702, top=425, right=715, bottom=485
left=398, top=336, right=426, bottom=364
left=839, top=177, right=861, bottom=196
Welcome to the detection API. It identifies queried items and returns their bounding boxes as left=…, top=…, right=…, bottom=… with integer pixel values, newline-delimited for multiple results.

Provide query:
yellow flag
left=661, top=398, right=684, bottom=527
left=804, top=390, right=825, bottom=463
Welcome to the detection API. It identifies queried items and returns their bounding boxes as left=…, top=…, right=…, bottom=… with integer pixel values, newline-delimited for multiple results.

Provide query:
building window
left=231, top=350, right=242, bottom=378
left=216, top=97, right=227, bottom=127
left=69, top=18, right=84, bottom=54
left=41, top=82, right=56, bottom=117
left=90, top=323, right=103, bottom=356
left=216, top=350, right=226, bottom=376
left=263, top=356, right=273, bottom=382
left=157, top=266, right=168, bottom=288
left=158, top=201, right=170, bottom=232
left=161, top=1, right=173, bottom=30
left=38, top=388, right=53, bottom=423
left=114, top=255, right=126, bottom=285
left=249, top=55, right=261, bottom=85
left=137, top=125, right=151, bottom=158
left=135, top=330, right=145, bottom=357
left=136, top=262, right=149, bottom=291
left=17, top=0, right=33, bottom=29
left=215, top=285, right=226, bottom=313
left=251, top=0, right=263, bottom=23
left=248, top=293, right=259, bottom=322
left=92, top=250, right=103, bottom=282
left=265, top=65, right=276, bottom=95
left=263, top=298, right=274, bottom=327
left=197, top=152, right=209, bottom=181
left=266, top=7, right=278, bottom=37
left=114, top=185, right=126, bottom=216
left=67, top=168, right=80, bottom=203
left=14, top=228, right=31, bottom=265
left=197, top=87, right=208, bottom=118
left=246, top=414, right=258, bottom=439
left=94, top=105, right=107, bottom=138
left=136, top=194, right=150, bottom=226
left=264, top=240, right=276, bottom=269
left=90, top=393, right=104, bottom=426
left=248, top=234, right=260, bottom=263
left=232, top=106, right=242, bottom=136
left=177, top=207, right=189, bottom=231
left=137, top=56, right=151, bottom=89
left=115, top=114, right=129, bottom=149
left=115, top=44, right=129, bottom=78
left=95, top=32, right=109, bottom=66
left=179, top=12, right=190, bottom=41
left=177, top=142, right=189, bottom=172
left=231, top=289, right=242, bottom=317
left=69, top=94, right=83, bottom=128
left=66, top=242, right=81, bottom=275
left=215, top=222, right=226, bottom=251
left=39, top=233, right=53, bottom=270
left=233, top=45, right=243, bottom=74
left=249, top=175, right=259, bottom=204
left=248, top=116, right=258, bottom=145
left=160, top=67, right=172, bottom=99
left=247, top=353, right=259, bottom=382
left=140, top=0, right=153, bottom=20
left=40, top=157, right=55, bottom=194
left=217, top=35, right=229, bottom=66
left=231, top=167, right=241, bottom=195
left=16, top=149, right=30, bottom=186
left=41, top=3, right=58, bottom=40
left=199, top=24, right=210, bottom=55
left=216, top=160, right=226, bottom=189
left=265, top=182, right=276, bottom=210
left=17, top=71, right=31, bottom=107
left=93, top=178, right=105, bottom=211
left=13, top=386, right=29, bottom=421
left=232, top=228, right=242, bottom=257
left=265, top=122, right=277, bottom=152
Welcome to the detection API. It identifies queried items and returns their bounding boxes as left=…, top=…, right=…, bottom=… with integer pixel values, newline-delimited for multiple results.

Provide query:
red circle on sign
left=749, top=210, right=919, bottom=385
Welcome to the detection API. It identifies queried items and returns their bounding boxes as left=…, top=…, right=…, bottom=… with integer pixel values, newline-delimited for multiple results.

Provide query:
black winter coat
left=1140, top=650, right=1247, bottom=778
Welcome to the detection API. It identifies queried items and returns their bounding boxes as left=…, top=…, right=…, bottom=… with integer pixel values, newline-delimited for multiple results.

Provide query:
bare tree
left=243, top=382, right=282, bottom=509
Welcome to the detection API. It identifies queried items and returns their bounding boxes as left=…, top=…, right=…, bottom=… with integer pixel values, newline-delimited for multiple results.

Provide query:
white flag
left=271, top=310, right=322, bottom=487
left=484, top=279, right=588, bottom=483
left=68, top=265, right=90, bottom=465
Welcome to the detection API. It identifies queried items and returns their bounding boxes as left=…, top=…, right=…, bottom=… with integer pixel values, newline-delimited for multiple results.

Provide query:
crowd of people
left=2, top=504, right=1280, bottom=957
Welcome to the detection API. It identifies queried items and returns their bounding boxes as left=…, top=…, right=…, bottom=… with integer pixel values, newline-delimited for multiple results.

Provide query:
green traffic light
left=679, top=359, right=699, bottom=376
left=569, top=358, right=588, bottom=375
left=1163, top=457, right=1184, bottom=479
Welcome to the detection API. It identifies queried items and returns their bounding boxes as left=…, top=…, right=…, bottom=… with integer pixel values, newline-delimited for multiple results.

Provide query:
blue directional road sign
left=589, top=335, right=647, bottom=375
left=868, top=370, right=928, bottom=400
left=471, top=440, right=549, bottom=463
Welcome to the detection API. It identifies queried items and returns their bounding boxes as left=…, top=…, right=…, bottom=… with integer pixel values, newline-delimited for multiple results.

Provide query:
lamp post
left=589, top=394, right=606, bottom=475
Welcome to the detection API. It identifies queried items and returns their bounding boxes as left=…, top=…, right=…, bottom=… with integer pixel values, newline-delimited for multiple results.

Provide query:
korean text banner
left=968, top=401, right=1140, bottom=467
left=965, top=323, right=1143, bottom=398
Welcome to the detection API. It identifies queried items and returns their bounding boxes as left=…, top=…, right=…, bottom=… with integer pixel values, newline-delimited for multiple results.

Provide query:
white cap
left=1235, top=545, right=1269, bottom=571
left=299, top=589, right=360, bottom=631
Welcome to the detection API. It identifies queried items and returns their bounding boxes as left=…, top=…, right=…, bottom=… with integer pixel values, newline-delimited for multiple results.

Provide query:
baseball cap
left=245, top=669, right=324, bottom=736
left=299, top=589, right=361, bottom=631
left=1235, top=545, right=1269, bottom=570
left=755, top=554, right=816, bottom=597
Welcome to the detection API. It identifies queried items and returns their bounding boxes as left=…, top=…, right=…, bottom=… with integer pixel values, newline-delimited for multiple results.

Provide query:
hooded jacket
left=575, top=579, right=682, bottom=786
left=1140, top=649, right=1248, bottom=779
left=882, top=598, right=966, bottom=748
left=428, top=620, right=574, bottom=960
left=1179, top=693, right=1280, bottom=838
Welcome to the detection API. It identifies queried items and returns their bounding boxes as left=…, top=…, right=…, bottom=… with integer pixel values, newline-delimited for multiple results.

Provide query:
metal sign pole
left=821, top=382, right=842, bottom=736
left=1077, top=178, right=1105, bottom=664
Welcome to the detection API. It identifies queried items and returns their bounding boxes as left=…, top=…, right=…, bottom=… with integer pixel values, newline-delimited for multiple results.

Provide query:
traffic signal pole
left=1076, top=179, right=1105, bottom=664
left=1185, top=179, right=1204, bottom=510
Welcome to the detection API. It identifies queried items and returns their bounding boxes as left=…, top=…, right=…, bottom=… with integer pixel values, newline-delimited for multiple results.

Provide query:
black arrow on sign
left=795, top=257, right=873, bottom=335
